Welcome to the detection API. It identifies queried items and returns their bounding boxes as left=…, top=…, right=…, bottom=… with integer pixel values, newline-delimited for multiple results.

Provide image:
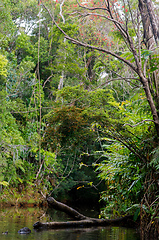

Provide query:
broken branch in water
left=33, top=197, right=137, bottom=229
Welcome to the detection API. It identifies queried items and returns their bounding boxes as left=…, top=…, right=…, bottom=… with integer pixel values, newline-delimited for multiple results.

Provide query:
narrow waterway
left=0, top=207, right=140, bottom=240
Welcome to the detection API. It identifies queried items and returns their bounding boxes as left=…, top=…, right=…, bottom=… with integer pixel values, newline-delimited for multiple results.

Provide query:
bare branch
left=59, top=0, right=65, bottom=23
left=98, top=78, right=140, bottom=88
left=72, top=11, right=127, bottom=38
left=76, top=0, right=109, bottom=12
left=127, top=0, right=138, bottom=36
left=41, top=2, right=138, bottom=74
left=123, top=119, right=154, bottom=127
left=43, top=74, right=53, bottom=89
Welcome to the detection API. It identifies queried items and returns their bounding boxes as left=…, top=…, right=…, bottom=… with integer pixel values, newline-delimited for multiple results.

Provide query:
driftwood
left=33, top=197, right=137, bottom=230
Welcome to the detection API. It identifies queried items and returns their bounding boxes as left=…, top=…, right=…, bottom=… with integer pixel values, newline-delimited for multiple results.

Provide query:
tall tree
left=42, top=0, right=159, bottom=136
left=41, top=0, right=159, bottom=235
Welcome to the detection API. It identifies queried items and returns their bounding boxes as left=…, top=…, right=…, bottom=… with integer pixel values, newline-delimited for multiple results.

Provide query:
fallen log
left=33, top=197, right=137, bottom=230
left=33, top=215, right=135, bottom=229
left=46, top=196, right=87, bottom=220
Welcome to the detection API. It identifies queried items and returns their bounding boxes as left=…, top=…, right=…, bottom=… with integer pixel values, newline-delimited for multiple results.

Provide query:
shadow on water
left=0, top=207, right=140, bottom=240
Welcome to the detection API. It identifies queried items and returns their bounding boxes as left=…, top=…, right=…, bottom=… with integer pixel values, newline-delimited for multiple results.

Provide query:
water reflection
left=0, top=207, right=140, bottom=240
left=34, top=227, right=140, bottom=240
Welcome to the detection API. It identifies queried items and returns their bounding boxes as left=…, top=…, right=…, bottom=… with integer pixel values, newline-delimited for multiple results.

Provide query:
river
left=0, top=207, right=140, bottom=240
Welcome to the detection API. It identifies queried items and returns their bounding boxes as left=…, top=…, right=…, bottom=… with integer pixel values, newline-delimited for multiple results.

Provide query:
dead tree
left=33, top=197, right=137, bottom=230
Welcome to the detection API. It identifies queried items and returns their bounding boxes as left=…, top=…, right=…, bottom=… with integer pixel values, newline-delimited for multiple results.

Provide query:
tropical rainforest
left=0, top=0, right=159, bottom=237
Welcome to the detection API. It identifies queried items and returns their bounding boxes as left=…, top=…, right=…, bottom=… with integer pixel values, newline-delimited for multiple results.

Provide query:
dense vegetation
left=0, top=0, right=159, bottom=236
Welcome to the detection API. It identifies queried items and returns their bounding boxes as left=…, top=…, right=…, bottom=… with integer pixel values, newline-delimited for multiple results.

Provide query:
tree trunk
left=142, top=77, right=159, bottom=136
left=138, top=0, right=155, bottom=49
left=138, top=0, right=159, bottom=46
left=144, top=0, right=159, bottom=45
left=138, top=0, right=159, bottom=108
left=33, top=197, right=137, bottom=230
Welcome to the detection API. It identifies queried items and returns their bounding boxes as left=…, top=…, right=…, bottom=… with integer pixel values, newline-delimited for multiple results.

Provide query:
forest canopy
left=0, top=0, right=159, bottom=236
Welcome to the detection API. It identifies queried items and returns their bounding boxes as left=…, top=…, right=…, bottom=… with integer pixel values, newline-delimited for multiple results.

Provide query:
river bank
left=0, top=186, right=158, bottom=239
left=0, top=186, right=47, bottom=208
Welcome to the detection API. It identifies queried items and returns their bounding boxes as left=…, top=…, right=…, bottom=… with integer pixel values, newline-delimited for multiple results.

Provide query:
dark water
left=0, top=207, right=140, bottom=240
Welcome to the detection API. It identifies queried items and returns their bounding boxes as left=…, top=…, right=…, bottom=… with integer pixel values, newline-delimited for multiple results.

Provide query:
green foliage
left=149, top=53, right=159, bottom=73
left=0, top=181, right=9, bottom=187
left=0, top=90, right=26, bottom=185
left=0, top=54, right=8, bottom=77
left=16, top=32, right=33, bottom=54
left=120, top=51, right=135, bottom=62
left=10, top=0, right=39, bottom=25
left=6, top=54, right=36, bottom=100
left=92, top=92, right=156, bottom=218
left=150, top=147, right=159, bottom=170
left=94, top=139, right=145, bottom=217
left=0, top=0, right=15, bottom=39
left=43, top=103, right=99, bottom=174
left=0, top=0, right=158, bottom=228
left=41, top=86, right=121, bottom=196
